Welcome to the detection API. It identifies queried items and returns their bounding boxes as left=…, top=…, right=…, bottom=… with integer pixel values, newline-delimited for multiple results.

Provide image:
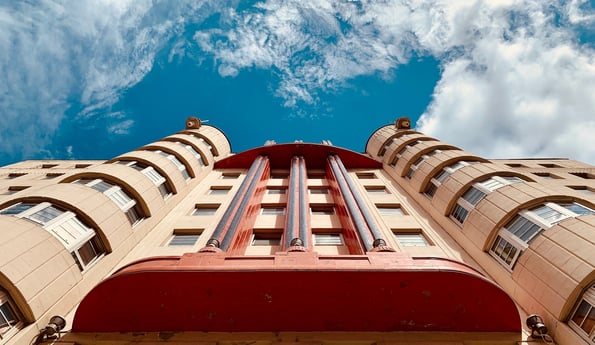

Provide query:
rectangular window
left=27, top=205, right=63, bottom=225
left=75, top=164, right=92, bottom=168
left=309, top=187, right=329, bottom=194
left=570, top=172, right=594, bottom=179
left=462, top=187, right=487, bottom=206
left=0, top=292, right=20, bottom=339
left=533, top=172, right=560, bottom=179
left=365, top=186, right=389, bottom=194
left=568, top=186, right=595, bottom=194
left=261, top=206, right=285, bottom=215
left=168, top=230, right=202, bottom=246
left=310, top=205, right=335, bottom=215
left=209, top=187, right=231, bottom=195
left=41, top=164, right=58, bottom=168
left=313, top=233, right=343, bottom=245
left=451, top=204, right=470, bottom=224
left=356, top=172, right=376, bottom=179
left=393, top=232, right=429, bottom=247
left=221, top=172, right=240, bottom=179
left=251, top=231, right=282, bottom=246
left=193, top=205, right=219, bottom=216
left=377, top=205, right=405, bottom=216
left=0, top=203, right=36, bottom=215
left=7, top=173, right=26, bottom=179
left=44, top=173, right=63, bottom=179
left=570, top=286, right=595, bottom=342
left=266, top=187, right=286, bottom=194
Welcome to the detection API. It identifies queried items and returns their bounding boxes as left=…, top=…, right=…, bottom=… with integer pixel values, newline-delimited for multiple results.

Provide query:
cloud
left=195, top=0, right=595, bottom=163
left=0, top=1, right=221, bottom=162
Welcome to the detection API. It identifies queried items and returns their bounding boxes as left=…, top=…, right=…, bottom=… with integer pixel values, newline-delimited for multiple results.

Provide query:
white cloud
left=0, top=1, right=220, bottom=162
left=195, top=0, right=595, bottom=163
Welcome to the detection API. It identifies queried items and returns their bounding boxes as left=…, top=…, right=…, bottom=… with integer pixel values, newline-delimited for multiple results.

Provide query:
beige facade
left=0, top=118, right=593, bottom=345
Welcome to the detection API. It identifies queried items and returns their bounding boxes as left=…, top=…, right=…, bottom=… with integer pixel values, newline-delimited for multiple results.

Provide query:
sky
left=1, top=0, right=594, bottom=166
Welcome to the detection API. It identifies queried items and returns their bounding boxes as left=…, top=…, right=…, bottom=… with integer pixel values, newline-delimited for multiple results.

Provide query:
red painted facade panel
left=73, top=253, right=521, bottom=333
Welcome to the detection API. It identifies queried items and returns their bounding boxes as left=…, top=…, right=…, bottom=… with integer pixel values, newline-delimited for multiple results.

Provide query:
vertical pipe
left=298, top=156, right=309, bottom=249
left=206, top=156, right=265, bottom=249
left=284, top=156, right=300, bottom=248
left=328, top=155, right=374, bottom=251
left=334, top=155, right=388, bottom=246
left=220, top=156, right=269, bottom=250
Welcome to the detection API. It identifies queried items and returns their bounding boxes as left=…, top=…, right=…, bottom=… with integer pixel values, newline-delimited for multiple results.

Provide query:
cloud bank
left=1, top=0, right=594, bottom=164
left=196, top=0, right=595, bottom=163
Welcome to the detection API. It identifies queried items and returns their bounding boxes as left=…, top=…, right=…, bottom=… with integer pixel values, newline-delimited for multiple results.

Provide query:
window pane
left=377, top=206, right=404, bottom=216
left=251, top=233, right=281, bottom=246
left=562, top=203, right=594, bottom=216
left=572, top=300, right=593, bottom=331
left=0, top=202, right=36, bottom=215
left=311, top=206, right=334, bottom=215
left=193, top=207, right=218, bottom=216
left=0, top=302, right=17, bottom=328
left=394, top=233, right=428, bottom=247
left=91, top=180, right=113, bottom=193
left=169, top=234, right=200, bottom=246
left=451, top=204, right=469, bottom=224
left=313, top=233, right=343, bottom=245
left=28, top=205, right=63, bottom=224
left=462, top=188, right=486, bottom=206
left=261, top=207, right=285, bottom=215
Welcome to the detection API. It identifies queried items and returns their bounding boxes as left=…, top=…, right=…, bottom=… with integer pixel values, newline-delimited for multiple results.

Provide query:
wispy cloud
left=0, top=1, right=220, bottom=162
left=195, top=0, right=595, bottom=163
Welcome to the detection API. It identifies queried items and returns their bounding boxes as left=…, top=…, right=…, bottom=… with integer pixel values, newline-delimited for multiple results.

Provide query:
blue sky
left=1, top=1, right=594, bottom=165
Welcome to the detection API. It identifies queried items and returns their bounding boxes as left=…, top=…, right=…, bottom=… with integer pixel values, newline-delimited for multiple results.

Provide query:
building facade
left=0, top=117, right=594, bottom=345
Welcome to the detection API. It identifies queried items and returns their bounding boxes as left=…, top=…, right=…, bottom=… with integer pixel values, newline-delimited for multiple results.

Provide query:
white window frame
left=154, top=150, right=191, bottom=181
left=313, top=233, right=344, bottom=246
left=120, top=161, right=172, bottom=199
left=406, top=150, right=442, bottom=179
left=176, top=142, right=206, bottom=167
left=450, top=176, right=523, bottom=225
left=0, top=202, right=103, bottom=271
left=76, top=179, right=141, bottom=225
left=425, top=161, right=478, bottom=198
left=490, top=202, right=594, bottom=270
left=377, top=205, right=405, bottom=216
left=569, top=285, right=595, bottom=342
left=0, top=290, right=22, bottom=342
left=393, top=231, right=430, bottom=247
left=261, top=206, right=285, bottom=215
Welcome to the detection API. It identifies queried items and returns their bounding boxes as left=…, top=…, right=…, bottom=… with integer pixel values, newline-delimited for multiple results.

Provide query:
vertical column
left=283, top=156, right=309, bottom=251
left=201, top=155, right=269, bottom=252
left=327, top=155, right=394, bottom=252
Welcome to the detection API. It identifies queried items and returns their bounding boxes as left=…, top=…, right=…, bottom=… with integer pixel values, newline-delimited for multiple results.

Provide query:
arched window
left=0, top=202, right=105, bottom=271
left=424, top=160, right=479, bottom=198
left=450, top=175, right=524, bottom=224
left=73, top=178, right=143, bottom=226
left=0, top=288, right=22, bottom=342
left=489, top=202, right=594, bottom=270
left=569, top=284, right=595, bottom=342
left=116, top=161, right=173, bottom=199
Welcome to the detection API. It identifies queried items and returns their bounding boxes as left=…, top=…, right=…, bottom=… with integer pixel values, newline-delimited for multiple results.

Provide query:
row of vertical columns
left=327, top=155, right=393, bottom=252
left=202, top=155, right=270, bottom=252
left=283, top=156, right=309, bottom=251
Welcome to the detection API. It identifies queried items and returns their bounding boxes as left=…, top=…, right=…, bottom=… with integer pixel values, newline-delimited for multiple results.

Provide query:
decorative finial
left=395, top=117, right=411, bottom=130
left=186, top=117, right=201, bottom=129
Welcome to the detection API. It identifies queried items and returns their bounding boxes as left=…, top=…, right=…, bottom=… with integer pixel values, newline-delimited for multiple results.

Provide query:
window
left=209, top=186, right=231, bottom=195
left=356, top=172, right=376, bottom=179
left=154, top=150, right=191, bottom=181
left=6, top=173, right=25, bottom=179
left=1, top=186, right=29, bottom=195
left=313, top=233, right=343, bottom=245
left=176, top=141, right=207, bottom=167
left=490, top=202, right=594, bottom=270
left=424, top=161, right=479, bottom=198
left=539, top=163, right=562, bottom=168
left=378, top=138, right=395, bottom=157
left=307, top=172, right=326, bottom=179
left=221, top=172, right=240, bottom=179
left=74, top=178, right=143, bottom=226
left=270, top=173, right=289, bottom=179
left=266, top=187, right=287, bottom=194
left=533, top=172, right=560, bottom=179
left=41, top=164, right=58, bottom=168
left=188, top=134, right=217, bottom=157
left=450, top=176, right=523, bottom=224
left=193, top=205, right=219, bottom=216
left=571, top=172, right=595, bottom=179
left=568, top=186, right=595, bottom=195
left=506, top=163, right=525, bottom=168
left=310, top=205, right=335, bottom=215
left=0, top=289, right=22, bottom=341
left=569, top=285, right=595, bottom=342
left=406, top=150, right=442, bottom=179
left=118, top=161, right=172, bottom=198
left=44, top=173, right=64, bottom=179
left=393, top=231, right=430, bottom=247
left=251, top=231, right=282, bottom=246
left=261, top=206, right=285, bottom=215
left=75, top=164, right=92, bottom=169
left=0, top=202, right=104, bottom=271
left=168, top=229, right=203, bottom=246
left=365, top=186, right=389, bottom=194
left=309, top=187, right=329, bottom=194
left=377, top=205, right=405, bottom=216
left=389, top=146, right=408, bottom=167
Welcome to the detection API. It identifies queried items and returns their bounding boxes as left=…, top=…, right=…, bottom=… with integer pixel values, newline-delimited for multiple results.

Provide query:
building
left=0, top=117, right=594, bottom=345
